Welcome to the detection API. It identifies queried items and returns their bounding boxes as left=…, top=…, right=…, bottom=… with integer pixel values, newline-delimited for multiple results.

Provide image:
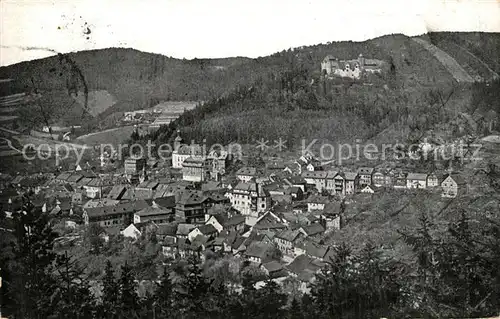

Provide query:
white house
left=121, top=224, right=141, bottom=240
left=406, top=173, right=428, bottom=189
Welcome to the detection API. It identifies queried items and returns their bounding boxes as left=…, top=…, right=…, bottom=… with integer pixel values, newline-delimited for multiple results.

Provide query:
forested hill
left=0, top=32, right=499, bottom=134
left=148, top=32, right=500, bottom=148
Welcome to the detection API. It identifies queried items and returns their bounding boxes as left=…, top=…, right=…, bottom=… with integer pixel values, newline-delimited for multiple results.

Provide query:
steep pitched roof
left=357, top=167, right=374, bottom=175
left=176, top=223, right=195, bottom=236
left=444, top=173, right=467, bottom=185
left=245, top=242, right=273, bottom=259
left=196, top=224, right=218, bottom=235
left=176, top=190, right=207, bottom=206
left=301, top=223, right=325, bottom=237
left=151, top=196, right=176, bottom=208
left=224, top=215, right=246, bottom=227
left=276, top=229, right=302, bottom=242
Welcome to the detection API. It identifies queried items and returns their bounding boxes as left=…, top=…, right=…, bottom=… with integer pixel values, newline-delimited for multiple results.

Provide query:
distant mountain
left=0, top=32, right=499, bottom=139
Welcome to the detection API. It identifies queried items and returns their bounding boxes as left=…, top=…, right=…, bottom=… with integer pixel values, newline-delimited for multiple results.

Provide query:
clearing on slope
left=412, top=38, right=474, bottom=83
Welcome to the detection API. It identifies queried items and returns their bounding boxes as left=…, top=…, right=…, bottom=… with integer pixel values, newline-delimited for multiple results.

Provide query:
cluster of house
left=0, top=135, right=469, bottom=287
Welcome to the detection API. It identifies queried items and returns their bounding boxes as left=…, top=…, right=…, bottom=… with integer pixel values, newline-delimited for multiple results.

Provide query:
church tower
left=174, top=130, right=182, bottom=151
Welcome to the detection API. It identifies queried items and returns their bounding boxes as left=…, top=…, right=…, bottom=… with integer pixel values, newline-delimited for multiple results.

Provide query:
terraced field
left=412, top=38, right=474, bottom=83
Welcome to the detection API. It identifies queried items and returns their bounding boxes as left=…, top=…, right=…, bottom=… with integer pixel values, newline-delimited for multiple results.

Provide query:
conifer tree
left=6, top=205, right=59, bottom=319
left=154, top=266, right=176, bottom=318
left=102, top=260, right=119, bottom=318
left=118, top=261, right=139, bottom=317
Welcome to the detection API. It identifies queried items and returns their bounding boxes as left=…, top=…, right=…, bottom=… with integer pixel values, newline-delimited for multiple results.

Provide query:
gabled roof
left=262, top=260, right=284, bottom=273
left=236, top=167, right=257, bottom=176
left=176, top=190, right=207, bottom=206
left=56, top=172, right=72, bottom=181
left=286, top=254, right=316, bottom=275
left=196, top=224, right=218, bottom=235
left=157, top=223, right=178, bottom=236
left=176, top=223, right=195, bottom=236
left=276, top=229, right=302, bottom=242
left=443, top=173, right=467, bottom=185
left=305, top=241, right=330, bottom=259
left=151, top=196, right=176, bottom=208
left=253, top=212, right=286, bottom=231
left=107, top=185, right=128, bottom=200
left=224, top=215, right=246, bottom=227
left=245, top=241, right=273, bottom=258
left=407, top=173, right=428, bottom=180
left=300, top=223, right=325, bottom=237
left=66, top=173, right=84, bottom=183
left=343, top=172, right=358, bottom=180
left=357, top=167, right=374, bottom=175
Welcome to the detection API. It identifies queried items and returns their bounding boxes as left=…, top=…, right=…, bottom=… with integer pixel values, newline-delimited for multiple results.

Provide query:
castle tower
left=358, top=53, right=365, bottom=69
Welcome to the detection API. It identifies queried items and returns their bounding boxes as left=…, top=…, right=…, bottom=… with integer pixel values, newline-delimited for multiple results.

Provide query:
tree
left=288, top=298, right=304, bottom=319
left=255, top=279, right=287, bottom=319
left=4, top=205, right=60, bottom=319
left=154, top=267, right=176, bottom=318
left=118, top=261, right=139, bottom=317
left=101, top=260, right=119, bottom=318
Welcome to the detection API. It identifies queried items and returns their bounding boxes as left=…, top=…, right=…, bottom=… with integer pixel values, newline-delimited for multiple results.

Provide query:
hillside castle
left=321, top=54, right=386, bottom=79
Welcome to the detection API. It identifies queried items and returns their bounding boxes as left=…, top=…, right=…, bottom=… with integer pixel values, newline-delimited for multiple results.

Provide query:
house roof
left=176, top=144, right=203, bottom=156
left=301, top=223, right=325, bottom=236
left=288, top=176, right=306, bottom=184
left=343, top=172, right=358, bottom=180
left=84, top=200, right=149, bottom=218
left=157, top=223, right=178, bottom=236
left=66, top=173, right=84, bottom=183
left=407, top=173, right=428, bottom=180
left=262, top=260, right=284, bottom=273
left=236, top=167, right=256, bottom=176
left=56, top=172, right=72, bottom=181
left=357, top=167, right=374, bottom=175
left=224, top=215, right=246, bottom=227
left=307, top=195, right=330, bottom=205
left=176, top=190, right=207, bottom=206
left=444, top=173, right=467, bottom=185
left=107, top=185, right=128, bottom=200
left=305, top=241, right=330, bottom=259
left=253, top=212, right=286, bottom=230
left=151, top=196, right=176, bottom=208
left=196, top=224, right=218, bottom=235
left=176, top=223, right=195, bottom=235
left=136, top=206, right=171, bottom=217
left=137, top=181, right=159, bottom=190
left=245, top=241, right=272, bottom=258
left=286, top=254, right=315, bottom=275
left=301, top=171, right=328, bottom=179
left=276, top=229, right=302, bottom=242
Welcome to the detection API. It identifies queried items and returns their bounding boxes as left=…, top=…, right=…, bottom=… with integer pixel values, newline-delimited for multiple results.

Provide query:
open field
left=75, top=125, right=149, bottom=146
left=72, top=89, right=117, bottom=116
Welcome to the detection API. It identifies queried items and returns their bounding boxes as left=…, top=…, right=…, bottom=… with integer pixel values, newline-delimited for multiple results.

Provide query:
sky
left=1, top=0, right=500, bottom=66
